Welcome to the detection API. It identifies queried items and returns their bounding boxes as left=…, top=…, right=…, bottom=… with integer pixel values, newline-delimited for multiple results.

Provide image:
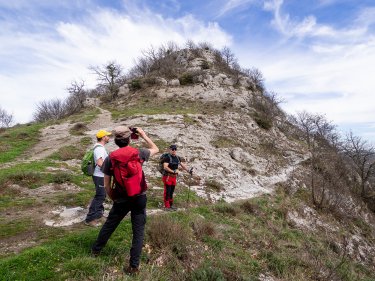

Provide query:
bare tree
left=221, top=46, right=237, bottom=67
left=0, top=106, right=14, bottom=128
left=33, top=99, right=66, bottom=122
left=0, top=107, right=13, bottom=128
left=292, top=111, right=341, bottom=208
left=65, top=80, right=86, bottom=113
left=242, top=67, right=265, bottom=93
left=185, top=39, right=196, bottom=50
left=131, top=57, right=152, bottom=78
left=342, top=131, right=375, bottom=197
left=89, top=61, right=123, bottom=100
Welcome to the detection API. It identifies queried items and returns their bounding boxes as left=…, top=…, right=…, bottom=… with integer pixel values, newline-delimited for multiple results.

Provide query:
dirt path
left=28, top=107, right=113, bottom=161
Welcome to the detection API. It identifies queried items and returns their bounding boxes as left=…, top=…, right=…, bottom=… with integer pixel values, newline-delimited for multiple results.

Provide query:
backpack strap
left=92, top=144, right=102, bottom=167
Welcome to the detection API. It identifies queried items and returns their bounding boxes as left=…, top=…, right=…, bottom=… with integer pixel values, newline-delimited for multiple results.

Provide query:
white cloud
left=0, top=5, right=231, bottom=123
left=217, top=0, right=256, bottom=17
left=263, top=0, right=367, bottom=39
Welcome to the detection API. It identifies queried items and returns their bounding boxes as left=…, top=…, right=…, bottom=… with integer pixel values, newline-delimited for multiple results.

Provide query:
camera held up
left=129, top=127, right=139, bottom=140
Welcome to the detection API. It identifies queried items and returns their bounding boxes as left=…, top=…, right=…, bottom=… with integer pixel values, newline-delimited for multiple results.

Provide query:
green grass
left=67, top=108, right=101, bottom=124
left=0, top=218, right=33, bottom=239
left=210, top=136, right=238, bottom=148
left=105, top=96, right=230, bottom=121
left=0, top=123, right=44, bottom=163
left=0, top=187, right=374, bottom=281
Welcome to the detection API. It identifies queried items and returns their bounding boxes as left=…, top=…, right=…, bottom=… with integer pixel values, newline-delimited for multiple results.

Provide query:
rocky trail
left=1, top=104, right=309, bottom=256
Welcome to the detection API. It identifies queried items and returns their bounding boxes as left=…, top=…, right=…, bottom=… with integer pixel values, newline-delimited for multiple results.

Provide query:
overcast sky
left=1, top=0, right=375, bottom=141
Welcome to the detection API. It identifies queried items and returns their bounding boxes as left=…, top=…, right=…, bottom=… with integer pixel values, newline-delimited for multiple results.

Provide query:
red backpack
left=110, top=146, right=147, bottom=197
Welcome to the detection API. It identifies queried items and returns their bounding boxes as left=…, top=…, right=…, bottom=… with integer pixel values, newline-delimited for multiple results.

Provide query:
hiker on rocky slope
left=84, top=129, right=111, bottom=227
left=91, top=126, right=158, bottom=275
left=161, top=144, right=192, bottom=211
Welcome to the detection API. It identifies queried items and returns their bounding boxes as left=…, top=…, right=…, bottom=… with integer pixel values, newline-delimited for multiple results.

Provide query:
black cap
left=169, top=144, right=177, bottom=150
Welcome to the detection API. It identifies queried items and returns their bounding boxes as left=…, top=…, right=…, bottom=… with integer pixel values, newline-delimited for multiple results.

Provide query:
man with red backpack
left=162, top=144, right=192, bottom=211
left=91, top=126, right=158, bottom=275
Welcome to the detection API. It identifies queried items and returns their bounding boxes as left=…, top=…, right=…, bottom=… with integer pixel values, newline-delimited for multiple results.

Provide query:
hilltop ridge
left=1, top=44, right=374, bottom=280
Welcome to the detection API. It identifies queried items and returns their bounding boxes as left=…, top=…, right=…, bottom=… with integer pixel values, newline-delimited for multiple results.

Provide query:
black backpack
left=158, top=153, right=180, bottom=175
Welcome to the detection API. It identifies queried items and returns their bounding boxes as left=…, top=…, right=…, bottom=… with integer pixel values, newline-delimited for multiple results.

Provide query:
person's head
left=113, top=126, right=131, bottom=148
left=96, top=130, right=111, bottom=143
left=169, top=144, right=177, bottom=155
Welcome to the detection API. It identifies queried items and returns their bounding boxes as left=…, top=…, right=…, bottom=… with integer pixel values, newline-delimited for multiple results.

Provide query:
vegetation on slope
left=0, top=187, right=374, bottom=281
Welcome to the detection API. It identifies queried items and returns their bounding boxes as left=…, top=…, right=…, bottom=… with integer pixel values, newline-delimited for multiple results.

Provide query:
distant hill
left=0, top=44, right=374, bottom=281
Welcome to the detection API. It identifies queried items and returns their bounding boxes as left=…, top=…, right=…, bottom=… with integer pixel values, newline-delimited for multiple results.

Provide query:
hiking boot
left=164, top=207, right=173, bottom=212
left=170, top=206, right=178, bottom=211
left=84, top=219, right=101, bottom=227
left=91, top=249, right=100, bottom=257
left=99, top=216, right=107, bottom=223
left=123, top=265, right=139, bottom=276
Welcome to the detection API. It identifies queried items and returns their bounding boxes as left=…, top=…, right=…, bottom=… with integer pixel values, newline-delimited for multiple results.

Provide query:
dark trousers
left=85, top=176, right=106, bottom=223
left=92, top=194, right=147, bottom=268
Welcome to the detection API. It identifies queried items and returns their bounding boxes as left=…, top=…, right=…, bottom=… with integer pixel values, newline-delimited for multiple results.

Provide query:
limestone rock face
left=83, top=98, right=100, bottom=107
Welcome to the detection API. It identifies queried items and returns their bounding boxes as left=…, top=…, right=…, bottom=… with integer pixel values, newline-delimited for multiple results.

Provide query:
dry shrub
left=69, top=122, right=87, bottom=135
left=17, top=132, right=31, bottom=140
left=205, top=179, right=224, bottom=192
left=191, top=219, right=216, bottom=240
left=240, top=201, right=258, bottom=214
left=147, top=216, right=192, bottom=260
left=6, top=171, right=42, bottom=187
left=214, top=203, right=239, bottom=216
left=51, top=172, right=72, bottom=184
left=188, top=266, right=225, bottom=281
left=57, top=145, right=84, bottom=160
left=0, top=143, right=10, bottom=152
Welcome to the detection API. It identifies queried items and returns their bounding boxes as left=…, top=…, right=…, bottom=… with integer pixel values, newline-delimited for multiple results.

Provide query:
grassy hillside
left=1, top=187, right=374, bottom=281
left=1, top=45, right=375, bottom=280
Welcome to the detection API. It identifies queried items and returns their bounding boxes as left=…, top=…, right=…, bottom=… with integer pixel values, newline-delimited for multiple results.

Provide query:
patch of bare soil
left=0, top=107, right=118, bottom=255
left=0, top=231, right=38, bottom=256
left=27, top=107, right=113, bottom=161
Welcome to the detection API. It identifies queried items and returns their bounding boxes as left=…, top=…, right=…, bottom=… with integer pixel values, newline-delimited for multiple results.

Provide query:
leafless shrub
left=205, top=179, right=224, bottom=192
left=89, top=61, right=123, bottom=100
left=5, top=171, right=42, bottom=187
left=33, top=99, right=66, bottom=122
left=221, top=46, right=237, bottom=68
left=240, top=201, right=258, bottom=214
left=291, top=112, right=349, bottom=209
left=69, top=122, right=87, bottom=135
left=55, top=145, right=84, bottom=160
left=213, top=49, right=232, bottom=74
left=147, top=216, right=192, bottom=260
left=251, top=91, right=284, bottom=130
left=214, top=203, right=239, bottom=216
left=137, top=42, right=183, bottom=79
left=65, top=80, right=86, bottom=115
left=131, top=57, right=152, bottom=78
left=191, top=219, right=216, bottom=240
left=185, top=40, right=202, bottom=58
left=197, top=41, right=213, bottom=50
left=0, top=106, right=14, bottom=128
left=242, top=67, right=265, bottom=93
left=291, top=111, right=339, bottom=150
left=342, top=131, right=375, bottom=198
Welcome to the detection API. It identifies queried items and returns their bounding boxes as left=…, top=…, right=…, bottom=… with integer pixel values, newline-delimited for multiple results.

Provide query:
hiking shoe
left=84, top=220, right=101, bottom=227
left=123, top=265, right=139, bottom=276
left=170, top=206, right=178, bottom=211
left=91, top=249, right=100, bottom=257
left=164, top=207, right=173, bottom=212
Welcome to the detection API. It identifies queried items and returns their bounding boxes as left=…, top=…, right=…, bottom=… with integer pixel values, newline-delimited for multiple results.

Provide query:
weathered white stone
left=168, top=79, right=180, bottom=86
left=83, top=97, right=100, bottom=107
left=155, top=77, right=168, bottom=86
left=118, top=84, right=130, bottom=96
